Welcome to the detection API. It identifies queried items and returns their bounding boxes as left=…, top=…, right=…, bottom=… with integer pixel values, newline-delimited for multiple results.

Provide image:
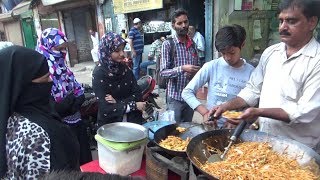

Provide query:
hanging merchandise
left=234, top=0, right=242, bottom=10
left=253, top=20, right=262, bottom=40
left=242, top=0, right=253, bottom=10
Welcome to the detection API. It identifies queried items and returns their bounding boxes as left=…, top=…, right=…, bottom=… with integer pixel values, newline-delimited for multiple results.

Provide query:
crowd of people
left=0, top=0, right=320, bottom=179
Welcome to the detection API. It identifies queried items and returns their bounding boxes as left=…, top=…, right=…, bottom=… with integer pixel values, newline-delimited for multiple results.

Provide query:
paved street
left=70, top=61, right=95, bottom=86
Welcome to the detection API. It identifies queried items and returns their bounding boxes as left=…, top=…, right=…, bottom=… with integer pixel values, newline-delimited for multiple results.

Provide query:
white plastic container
left=96, top=138, right=146, bottom=176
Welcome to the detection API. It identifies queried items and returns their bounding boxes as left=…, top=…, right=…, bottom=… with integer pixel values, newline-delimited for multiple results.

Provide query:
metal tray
left=97, top=122, right=148, bottom=142
left=142, top=120, right=175, bottom=140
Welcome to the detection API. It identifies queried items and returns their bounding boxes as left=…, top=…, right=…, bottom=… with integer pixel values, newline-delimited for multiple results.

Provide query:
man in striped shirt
left=128, top=18, right=144, bottom=79
left=160, top=9, right=200, bottom=122
left=140, top=32, right=163, bottom=74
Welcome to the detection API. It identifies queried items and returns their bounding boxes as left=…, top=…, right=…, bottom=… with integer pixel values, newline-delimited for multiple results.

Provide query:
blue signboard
left=2, top=0, right=23, bottom=11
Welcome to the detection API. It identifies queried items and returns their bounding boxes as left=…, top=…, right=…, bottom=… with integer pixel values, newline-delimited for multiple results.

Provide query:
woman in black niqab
left=0, top=46, right=80, bottom=179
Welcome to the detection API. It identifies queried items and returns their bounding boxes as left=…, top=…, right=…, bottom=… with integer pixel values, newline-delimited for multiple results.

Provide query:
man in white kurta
left=238, top=37, right=320, bottom=151
left=89, top=30, right=99, bottom=65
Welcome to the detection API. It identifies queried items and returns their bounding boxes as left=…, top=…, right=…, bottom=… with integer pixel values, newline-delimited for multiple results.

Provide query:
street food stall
left=142, top=21, right=171, bottom=45
left=81, top=121, right=320, bottom=179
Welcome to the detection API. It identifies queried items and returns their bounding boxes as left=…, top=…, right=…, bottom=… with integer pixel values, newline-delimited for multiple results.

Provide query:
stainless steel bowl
left=97, top=122, right=148, bottom=142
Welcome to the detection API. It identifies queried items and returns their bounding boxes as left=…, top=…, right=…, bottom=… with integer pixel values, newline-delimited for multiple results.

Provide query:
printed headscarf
left=36, top=28, right=84, bottom=102
left=99, top=32, right=126, bottom=75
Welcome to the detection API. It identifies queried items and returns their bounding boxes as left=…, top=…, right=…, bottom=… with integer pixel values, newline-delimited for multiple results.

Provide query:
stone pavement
left=70, top=61, right=96, bottom=86
left=70, top=61, right=204, bottom=123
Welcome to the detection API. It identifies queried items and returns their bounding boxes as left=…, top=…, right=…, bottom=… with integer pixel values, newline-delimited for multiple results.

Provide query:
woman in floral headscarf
left=92, top=32, right=146, bottom=126
left=36, top=28, right=92, bottom=165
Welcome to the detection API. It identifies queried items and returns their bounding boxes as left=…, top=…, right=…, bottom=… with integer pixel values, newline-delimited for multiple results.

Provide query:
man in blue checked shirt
left=160, top=9, right=200, bottom=122
left=128, top=18, right=144, bottom=80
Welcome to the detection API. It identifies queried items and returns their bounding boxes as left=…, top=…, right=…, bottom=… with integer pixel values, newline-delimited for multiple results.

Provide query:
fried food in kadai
left=222, top=110, right=243, bottom=119
left=201, top=142, right=319, bottom=180
left=176, top=127, right=186, bottom=133
left=159, top=136, right=190, bottom=151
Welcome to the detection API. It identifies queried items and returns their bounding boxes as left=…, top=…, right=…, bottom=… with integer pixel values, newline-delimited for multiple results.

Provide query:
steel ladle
left=208, top=120, right=247, bottom=162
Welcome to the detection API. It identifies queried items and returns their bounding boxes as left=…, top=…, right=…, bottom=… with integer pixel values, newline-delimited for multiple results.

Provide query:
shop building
left=0, top=0, right=100, bottom=66
left=0, top=0, right=36, bottom=48
left=30, top=0, right=98, bottom=66
left=215, top=0, right=319, bottom=65
left=100, top=0, right=214, bottom=61
left=2, top=0, right=320, bottom=66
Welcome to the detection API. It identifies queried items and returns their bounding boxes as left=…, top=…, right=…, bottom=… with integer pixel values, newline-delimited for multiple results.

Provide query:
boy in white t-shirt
left=182, top=24, right=254, bottom=128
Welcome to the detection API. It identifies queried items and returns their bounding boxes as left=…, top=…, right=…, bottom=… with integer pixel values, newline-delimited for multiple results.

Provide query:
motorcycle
left=80, top=84, right=98, bottom=147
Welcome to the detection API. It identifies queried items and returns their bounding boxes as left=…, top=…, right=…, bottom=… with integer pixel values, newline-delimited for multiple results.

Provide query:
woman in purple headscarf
left=92, top=32, right=146, bottom=127
left=36, top=28, right=92, bottom=165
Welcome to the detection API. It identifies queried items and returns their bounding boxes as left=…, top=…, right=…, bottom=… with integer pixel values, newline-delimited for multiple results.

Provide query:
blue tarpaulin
left=2, top=0, right=23, bottom=11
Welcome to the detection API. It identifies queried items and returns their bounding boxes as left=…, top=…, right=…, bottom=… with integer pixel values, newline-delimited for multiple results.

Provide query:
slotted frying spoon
left=208, top=120, right=247, bottom=162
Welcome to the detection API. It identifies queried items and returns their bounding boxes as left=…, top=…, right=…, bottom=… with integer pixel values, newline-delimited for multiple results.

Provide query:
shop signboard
left=41, top=0, right=69, bottom=6
left=113, top=0, right=163, bottom=14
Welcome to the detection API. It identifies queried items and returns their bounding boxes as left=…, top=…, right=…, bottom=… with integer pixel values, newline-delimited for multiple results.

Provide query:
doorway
left=21, top=17, right=37, bottom=49
left=64, top=6, right=97, bottom=65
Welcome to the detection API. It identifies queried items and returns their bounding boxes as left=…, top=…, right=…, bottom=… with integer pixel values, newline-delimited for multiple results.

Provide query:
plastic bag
left=157, top=110, right=175, bottom=122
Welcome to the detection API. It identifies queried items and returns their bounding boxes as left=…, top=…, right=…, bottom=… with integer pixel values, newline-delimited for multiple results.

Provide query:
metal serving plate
left=97, top=122, right=148, bottom=142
